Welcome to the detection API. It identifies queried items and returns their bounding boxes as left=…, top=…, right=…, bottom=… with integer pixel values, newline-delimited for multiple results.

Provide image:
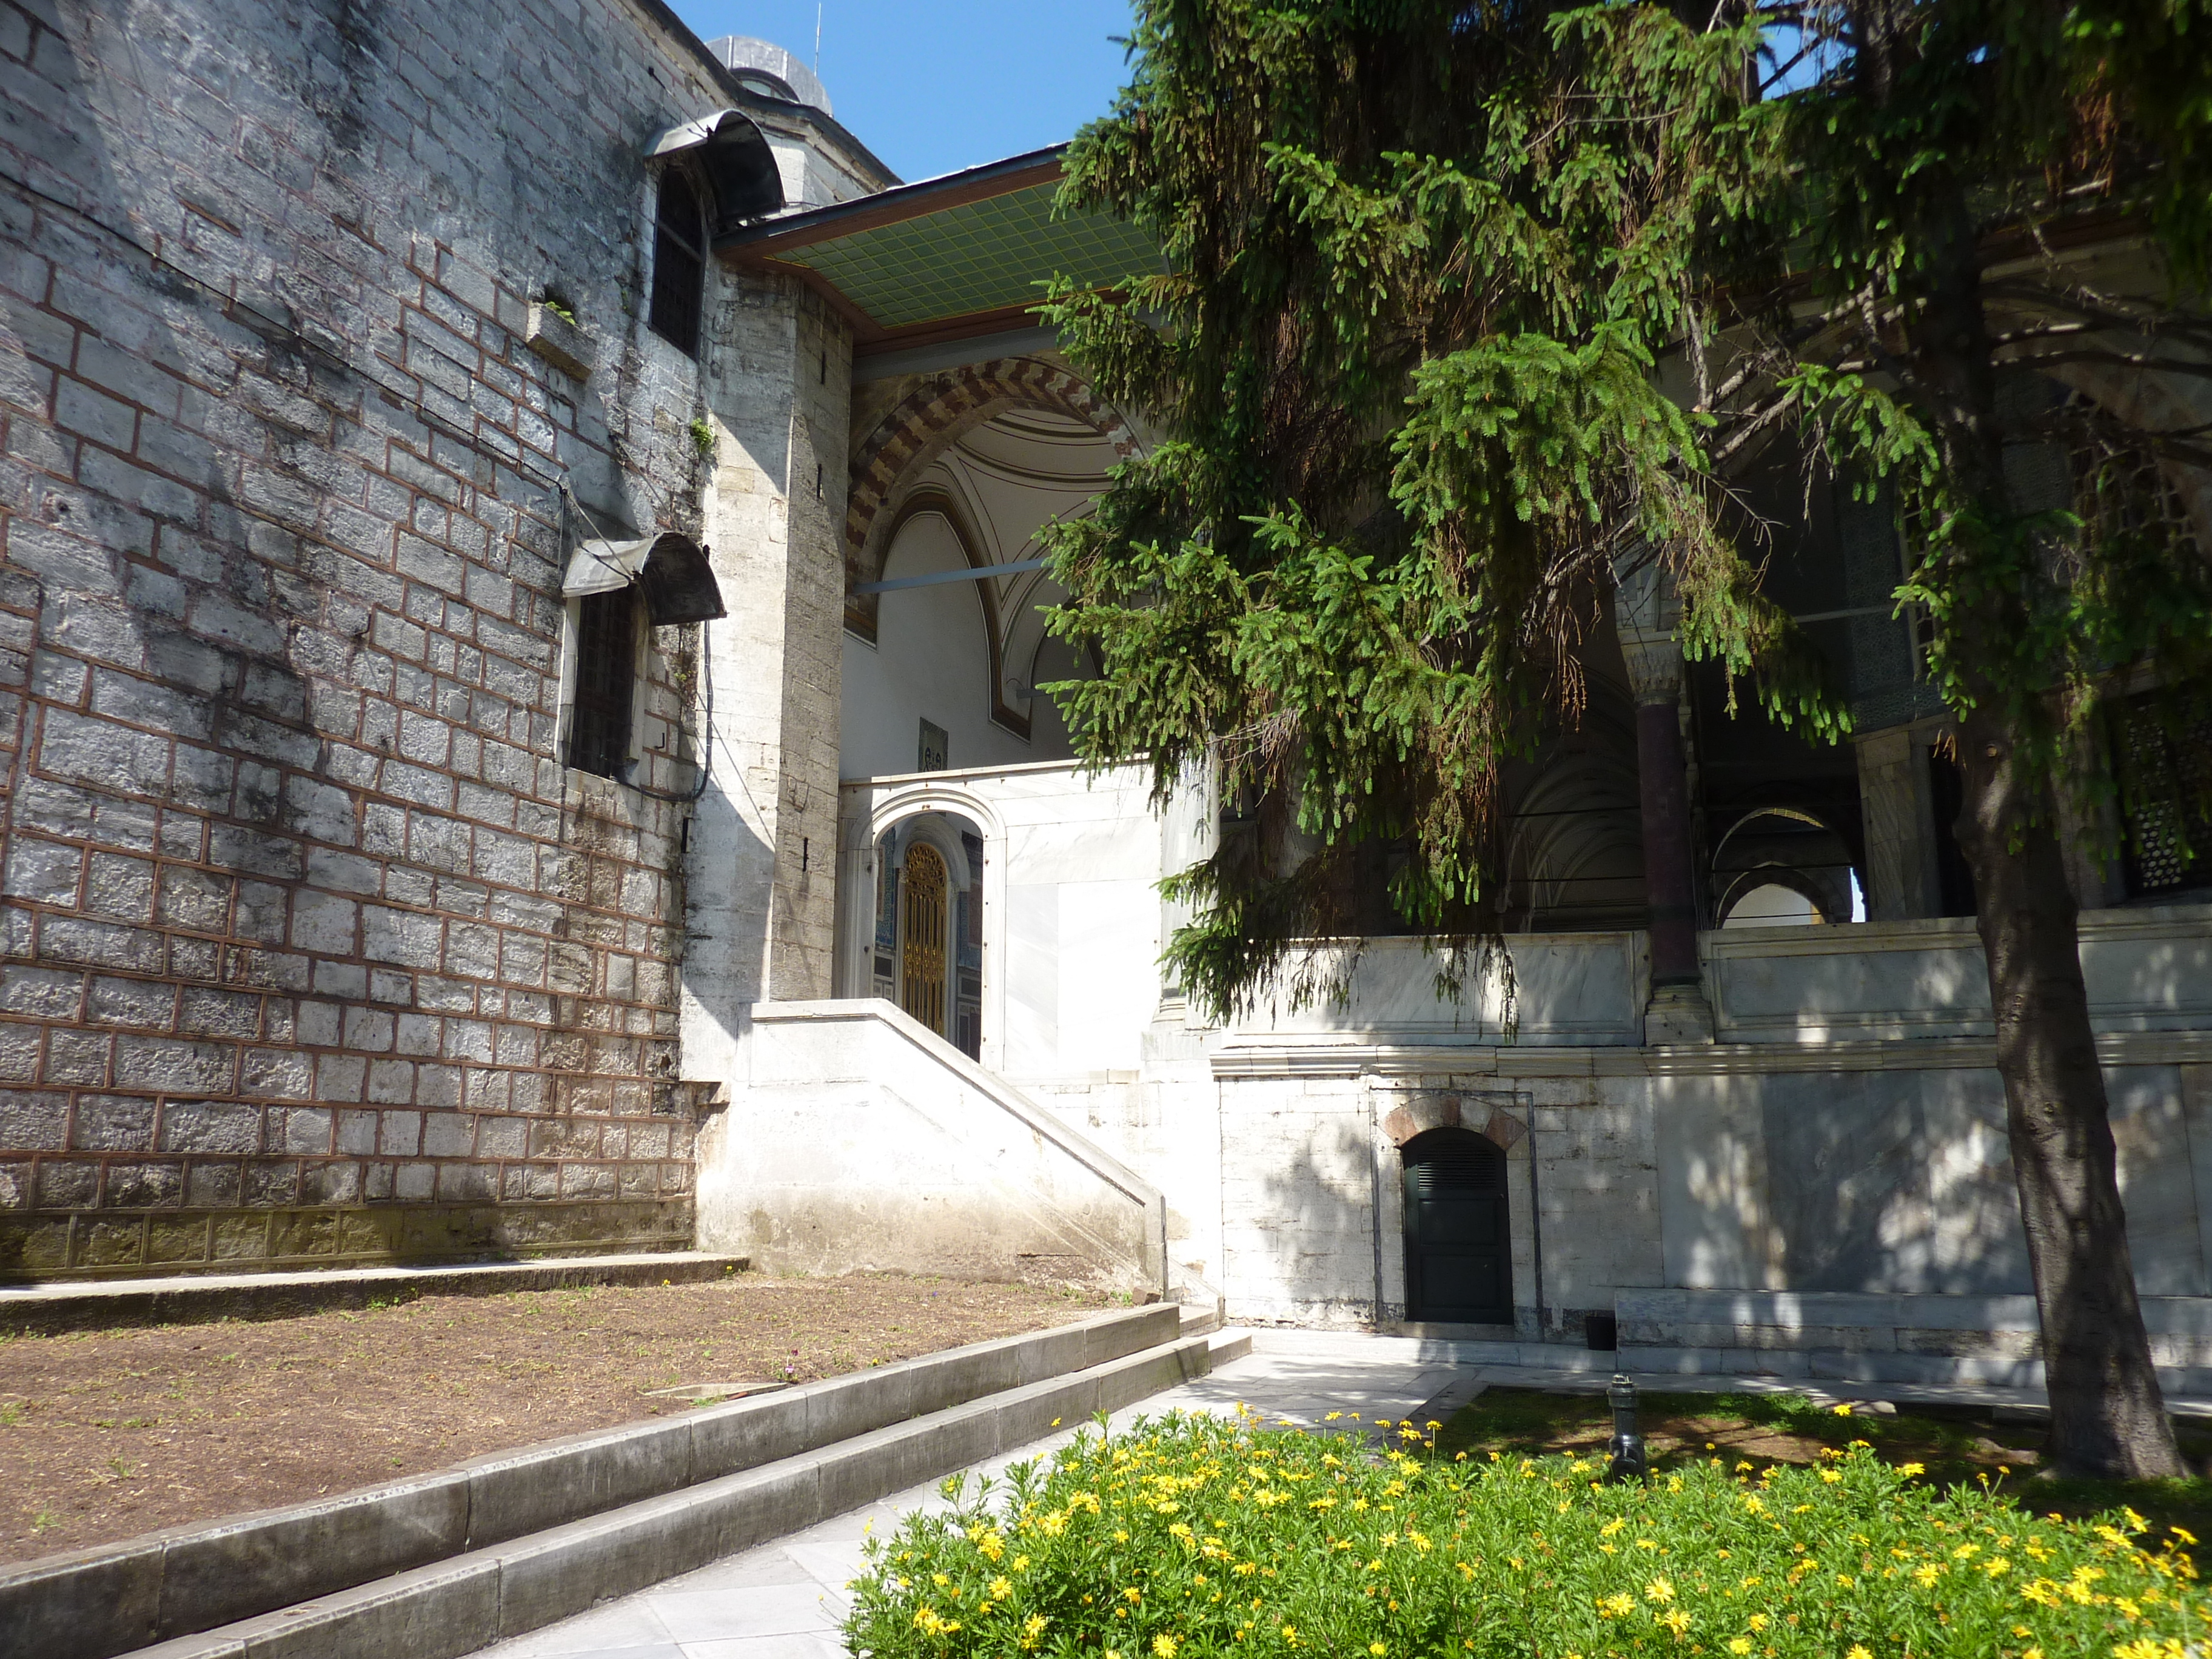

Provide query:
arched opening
left=871, top=811, right=985, bottom=1059
left=1719, top=880, right=1825, bottom=927
left=1401, top=1127, right=1510, bottom=1325
left=839, top=407, right=1114, bottom=780
left=1709, top=806, right=1855, bottom=928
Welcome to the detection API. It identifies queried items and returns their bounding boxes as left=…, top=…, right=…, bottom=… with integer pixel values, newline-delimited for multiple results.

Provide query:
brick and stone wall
left=0, top=0, right=878, bottom=1277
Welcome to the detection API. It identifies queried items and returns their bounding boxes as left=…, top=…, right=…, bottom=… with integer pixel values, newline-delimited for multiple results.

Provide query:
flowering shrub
left=843, top=1409, right=2207, bottom=1658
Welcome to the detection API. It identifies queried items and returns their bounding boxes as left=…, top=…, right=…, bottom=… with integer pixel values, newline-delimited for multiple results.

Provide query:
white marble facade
left=684, top=347, right=2212, bottom=1386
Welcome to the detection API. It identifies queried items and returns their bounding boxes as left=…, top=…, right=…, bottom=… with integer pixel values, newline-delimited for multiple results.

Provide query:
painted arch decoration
left=843, top=357, right=1137, bottom=637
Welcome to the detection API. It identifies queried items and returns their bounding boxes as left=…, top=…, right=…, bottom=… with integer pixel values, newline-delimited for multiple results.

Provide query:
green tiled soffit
left=785, top=181, right=1161, bottom=329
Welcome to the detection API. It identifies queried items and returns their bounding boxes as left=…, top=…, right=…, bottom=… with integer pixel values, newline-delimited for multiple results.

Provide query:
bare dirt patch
left=0, top=1271, right=1107, bottom=1563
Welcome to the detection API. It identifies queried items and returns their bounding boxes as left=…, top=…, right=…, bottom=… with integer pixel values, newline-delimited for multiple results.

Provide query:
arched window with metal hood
left=641, top=109, right=783, bottom=358
left=558, top=531, right=726, bottom=781
left=649, top=171, right=707, bottom=355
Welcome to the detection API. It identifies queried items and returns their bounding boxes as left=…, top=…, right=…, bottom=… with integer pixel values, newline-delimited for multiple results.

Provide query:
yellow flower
left=1657, top=1609, right=1692, bottom=1637
left=1646, top=1578, right=1676, bottom=1604
left=1728, top=1641, right=1752, bottom=1655
left=990, top=1577, right=1013, bottom=1600
left=1153, top=1638, right=1178, bottom=1658
left=1370, top=1646, right=1389, bottom=1657
left=1819, top=1469, right=1843, bottom=1484
left=1848, top=1647, right=1872, bottom=1659
left=1748, top=1615, right=1769, bottom=1632
left=1124, top=1587, right=1143, bottom=1602
left=1898, top=1462, right=1926, bottom=1476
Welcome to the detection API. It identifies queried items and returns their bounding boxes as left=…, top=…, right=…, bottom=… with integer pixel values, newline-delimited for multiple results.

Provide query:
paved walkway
left=472, top=1331, right=1469, bottom=1659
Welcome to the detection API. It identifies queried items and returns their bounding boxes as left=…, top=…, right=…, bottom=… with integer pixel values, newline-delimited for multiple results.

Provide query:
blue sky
left=668, top=2, right=1139, bottom=183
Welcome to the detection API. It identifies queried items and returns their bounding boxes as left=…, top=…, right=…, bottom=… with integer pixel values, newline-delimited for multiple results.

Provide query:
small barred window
left=568, top=589, right=638, bottom=779
left=649, top=171, right=706, bottom=356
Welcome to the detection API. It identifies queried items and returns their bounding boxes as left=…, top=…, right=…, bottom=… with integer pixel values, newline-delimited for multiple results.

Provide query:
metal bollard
left=1607, top=1372, right=1648, bottom=1484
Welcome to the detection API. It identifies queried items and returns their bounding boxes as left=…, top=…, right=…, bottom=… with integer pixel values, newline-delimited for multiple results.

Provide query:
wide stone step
left=0, top=1251, right=752, bottom=1336
left=2, top=1303, right=1186, bottom=1659
left=118, top=1327, right=1217, bottom=1659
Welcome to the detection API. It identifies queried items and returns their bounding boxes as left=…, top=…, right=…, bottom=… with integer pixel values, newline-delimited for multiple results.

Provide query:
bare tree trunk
left=1877, top=12, right=2188, bottom=1473
left=1954, top=712, right=2184, bottom=1476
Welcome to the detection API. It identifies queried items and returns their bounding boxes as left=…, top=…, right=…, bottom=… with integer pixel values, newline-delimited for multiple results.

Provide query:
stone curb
left=1, top=1302, right=1181, bottom=1659
left=124, top=1332, right=1217, bottom=1659
left=0, top=1252, right=753, bottom=1336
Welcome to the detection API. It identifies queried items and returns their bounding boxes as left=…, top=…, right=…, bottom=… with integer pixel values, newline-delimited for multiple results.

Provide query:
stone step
left=2, top=1304, right=1191, bottom=1659
left=0, top=1252, right=753, bottom=1336
left=116, top=1327, right=1219, bottom=1659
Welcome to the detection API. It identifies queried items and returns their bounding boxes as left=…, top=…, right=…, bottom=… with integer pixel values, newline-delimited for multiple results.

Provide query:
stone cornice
left=1208, top=1026, right=2212, bottom=1081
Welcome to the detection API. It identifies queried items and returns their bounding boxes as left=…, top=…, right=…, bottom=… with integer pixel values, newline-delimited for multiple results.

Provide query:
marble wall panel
left=1235, top=934, right=1641, bottom=1045
left=1708, top=905, right=2212, bottom=1041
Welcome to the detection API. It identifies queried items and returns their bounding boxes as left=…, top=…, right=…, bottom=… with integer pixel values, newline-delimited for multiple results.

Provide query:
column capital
left=1611, top=553, right=1684, bottom=706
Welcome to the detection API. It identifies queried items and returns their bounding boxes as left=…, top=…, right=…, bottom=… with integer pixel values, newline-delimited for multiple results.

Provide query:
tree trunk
left=1954, top=714, right=2184, bottom=1476
left=1883, top=39, right=2188, bottom=1473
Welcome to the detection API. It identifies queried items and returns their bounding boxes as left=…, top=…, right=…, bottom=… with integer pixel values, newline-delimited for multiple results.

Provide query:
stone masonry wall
left=0, top=0, right=875, bottom=1276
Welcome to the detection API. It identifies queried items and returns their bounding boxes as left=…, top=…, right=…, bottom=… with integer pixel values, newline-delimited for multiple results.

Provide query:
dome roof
left=704, top=35, right=831, bottom=116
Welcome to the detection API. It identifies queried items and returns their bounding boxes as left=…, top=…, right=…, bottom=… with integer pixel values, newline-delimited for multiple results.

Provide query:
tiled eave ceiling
left=716, top=145, right=1161, bottom=358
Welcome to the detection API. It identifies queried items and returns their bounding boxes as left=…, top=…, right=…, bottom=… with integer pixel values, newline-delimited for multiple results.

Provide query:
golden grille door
left=899, top=842, right=948, bottom=1037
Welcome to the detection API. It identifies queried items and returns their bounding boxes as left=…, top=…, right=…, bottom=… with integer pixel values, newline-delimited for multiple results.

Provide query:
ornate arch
left=845, top=357, right=1137, bottom=637
left=876, top=488, right=1031, bottom=740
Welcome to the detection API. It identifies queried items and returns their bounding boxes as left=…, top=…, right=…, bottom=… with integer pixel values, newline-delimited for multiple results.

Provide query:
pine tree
left=1042, top=0, right=2212, bottom=1476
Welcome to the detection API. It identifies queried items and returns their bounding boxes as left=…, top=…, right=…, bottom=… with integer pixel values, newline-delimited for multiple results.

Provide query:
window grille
left=1405, top=1141, right=1504, bottom=1195
left=568, top=589, right=637, bottom=779
left=2115, top=694, right=2212, bottom=897
left=917, top=719, right=948, bottom=773
left=649, top=172, right=706, bottom=356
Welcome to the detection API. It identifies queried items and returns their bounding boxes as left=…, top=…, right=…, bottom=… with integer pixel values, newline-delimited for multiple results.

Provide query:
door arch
left=1401, top=1127, right=1511, bottom=1324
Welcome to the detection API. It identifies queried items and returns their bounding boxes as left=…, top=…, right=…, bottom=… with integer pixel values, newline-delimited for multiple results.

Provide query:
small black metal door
left=1401, top=1129, right=1510, bottom=1324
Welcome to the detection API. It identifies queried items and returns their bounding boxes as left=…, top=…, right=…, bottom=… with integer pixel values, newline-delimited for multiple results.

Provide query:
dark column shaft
left=1636, top=700, right=1699, bottom=982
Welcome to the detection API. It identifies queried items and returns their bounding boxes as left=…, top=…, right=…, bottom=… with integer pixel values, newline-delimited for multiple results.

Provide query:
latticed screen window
left=568, top=589, right=637, bottom=779
left=649, top=172, right=705, bottom=356
left=2114, top=694, right=2212, bottom=898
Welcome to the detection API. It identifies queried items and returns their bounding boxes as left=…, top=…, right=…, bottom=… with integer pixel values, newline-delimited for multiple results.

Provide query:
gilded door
left=899, top=842, right=948, bottom=1037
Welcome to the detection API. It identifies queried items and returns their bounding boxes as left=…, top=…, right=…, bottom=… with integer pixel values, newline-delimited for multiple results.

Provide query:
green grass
left=1436, top=1387, right=2212, bottom=1563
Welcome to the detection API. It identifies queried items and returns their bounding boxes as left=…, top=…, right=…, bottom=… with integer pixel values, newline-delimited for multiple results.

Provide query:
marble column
left=1614, top=561, right=1714, bottom=1043
left=1853, top=725, right=1942, bottom=921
